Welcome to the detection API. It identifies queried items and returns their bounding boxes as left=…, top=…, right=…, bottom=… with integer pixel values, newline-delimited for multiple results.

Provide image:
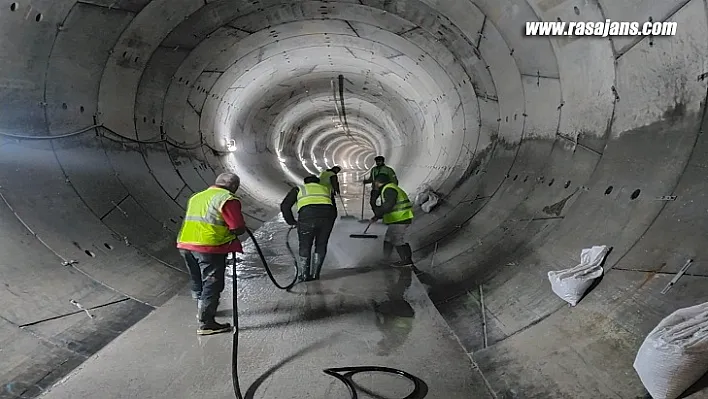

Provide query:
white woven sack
left=547, top=245, right=609, bottom=306
left=633, top=302, right=708, bottom=399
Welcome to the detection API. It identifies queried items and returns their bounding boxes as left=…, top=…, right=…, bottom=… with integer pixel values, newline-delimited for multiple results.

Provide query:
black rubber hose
left=246, top=226, right=298, bottom=290
left=231, top=227, right=426, bottom=399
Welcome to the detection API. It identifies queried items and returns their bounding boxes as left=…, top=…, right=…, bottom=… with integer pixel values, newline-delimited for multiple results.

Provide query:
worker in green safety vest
left=370, top=173, right=418, bottom=269
left=280, top=175, right=337, bottom=282
left=319, top=166, right=341, bottom=209
left=363, top=156, right=398, bottom=210
left=177, top=172, right=246, bottom=336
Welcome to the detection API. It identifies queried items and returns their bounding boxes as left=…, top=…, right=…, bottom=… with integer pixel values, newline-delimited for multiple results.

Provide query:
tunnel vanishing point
left=1, top=0, right=708, bottom=398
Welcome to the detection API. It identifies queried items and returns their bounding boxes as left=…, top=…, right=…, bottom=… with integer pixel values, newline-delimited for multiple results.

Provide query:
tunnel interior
left=1, top=0, right=708, bottom=398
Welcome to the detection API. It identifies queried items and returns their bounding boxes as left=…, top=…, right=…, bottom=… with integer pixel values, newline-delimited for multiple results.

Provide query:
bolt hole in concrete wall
left=80, top=106, right=84, bottom=113
left=35, top=13, right=41, bottom=22
left=574, top=6, right=580, bottom=15
left=605, top=186, right=614, bottom=195
left=548, top=178, right=554, bottom=186
left=565, top=180, right=571, bottom=188
left=10, top=2, right=17, bottom=11
left=62, top=102, right=67, bottom=110
left=631, top=189, right=641, bottom=200
left=513, top=175, right=518, bottom=181
left=103, top=243, right=113, bottom=250
left=84, top=250, right=95, bottom=257
left=524, top=176, right=529, bottom=182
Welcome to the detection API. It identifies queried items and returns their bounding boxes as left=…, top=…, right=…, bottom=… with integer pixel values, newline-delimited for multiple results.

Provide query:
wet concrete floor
left=39, top=214, right=491, bottom=398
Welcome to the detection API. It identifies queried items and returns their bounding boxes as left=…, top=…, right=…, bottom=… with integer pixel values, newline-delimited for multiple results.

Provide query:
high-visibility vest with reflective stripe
left=177, top=187, right=239, bottom=246
left=319, top=170, right=335, bottom=190
left=381, top=183, right=414, bottom=224
left=296, top=183, right=333, bottom=211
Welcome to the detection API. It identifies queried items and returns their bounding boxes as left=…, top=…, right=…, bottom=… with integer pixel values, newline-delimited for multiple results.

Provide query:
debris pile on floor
left=414, top=185, right=440, bottom=213
left=633, top=302, right=708, bottom=399
left=547, top=245, right=609, bottom=306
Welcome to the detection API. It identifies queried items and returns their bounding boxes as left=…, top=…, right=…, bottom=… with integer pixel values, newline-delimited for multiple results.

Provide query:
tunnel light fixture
left=224, top=139, right=237, bottom=152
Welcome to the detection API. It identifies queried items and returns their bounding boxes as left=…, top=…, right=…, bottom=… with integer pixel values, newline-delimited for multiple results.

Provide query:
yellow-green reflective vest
left=177, top=187, right=239, bottom=246
left=319, top=170, right=335, bottom=190
left=296, top=183, right=333, bottom=211
left=381, top=183, right=414, bottom=224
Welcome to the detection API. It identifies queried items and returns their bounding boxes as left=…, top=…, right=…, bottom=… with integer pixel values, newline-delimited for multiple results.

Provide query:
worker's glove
left=288, top=220, right=298, bottom=228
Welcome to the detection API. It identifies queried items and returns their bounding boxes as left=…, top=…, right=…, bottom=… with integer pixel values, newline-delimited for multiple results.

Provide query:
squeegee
left=350, top=221, right=378, bottom=239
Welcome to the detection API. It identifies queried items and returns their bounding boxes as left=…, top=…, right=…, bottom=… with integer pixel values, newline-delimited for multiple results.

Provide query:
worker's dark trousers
left=330, top=193, right=337, bottom=212
left=369, top=189, right=380, bottom=210
left=298, top=216, right=336, bottom=260
left=179, top=250, right=226, bottom=323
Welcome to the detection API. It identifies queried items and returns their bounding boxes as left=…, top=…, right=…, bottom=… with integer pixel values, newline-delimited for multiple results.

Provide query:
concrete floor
left=2, top=1, right=708, bottom=398
left=38, top=218, right=491, bottom=399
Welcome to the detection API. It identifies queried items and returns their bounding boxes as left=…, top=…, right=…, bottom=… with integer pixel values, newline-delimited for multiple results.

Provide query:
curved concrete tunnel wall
left=1, top=0, right=707, bottom=397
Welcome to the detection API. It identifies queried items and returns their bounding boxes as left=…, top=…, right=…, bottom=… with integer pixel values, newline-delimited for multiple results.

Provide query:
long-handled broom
left=338, top=195, right=356, bottom=220
left=358, top=184, right=369, bottom=223
left=350, top=220, right=378, bottom=239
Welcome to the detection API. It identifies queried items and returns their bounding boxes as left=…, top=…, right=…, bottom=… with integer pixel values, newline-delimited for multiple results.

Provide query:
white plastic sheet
left=547, top=245, right=609, bottom=306
left=633, top=302, right=708, bottom=399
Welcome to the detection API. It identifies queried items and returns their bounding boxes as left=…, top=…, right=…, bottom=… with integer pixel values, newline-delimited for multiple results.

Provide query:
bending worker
left=176, top=172, right=246, bottom=336
left=280, top=175, right=337, bottom=282
left=319, top=165, right=342, bottom=208
left=370, top=174, right=417, bottom=269
left=363, top=156, right=398, bottom=208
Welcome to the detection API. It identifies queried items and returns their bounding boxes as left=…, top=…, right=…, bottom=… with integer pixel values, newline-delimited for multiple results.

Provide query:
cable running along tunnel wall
left=0, top=0, right=707, bottom=398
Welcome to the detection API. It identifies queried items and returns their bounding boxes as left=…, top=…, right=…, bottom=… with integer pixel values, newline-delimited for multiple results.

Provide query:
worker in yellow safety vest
left=319, top=166, right=341, bottom=209
left=176, top=172, right=246, bottom=336
left=370, top=174, right=418, bottom=269
left=280, top=175, right=337, bottom=282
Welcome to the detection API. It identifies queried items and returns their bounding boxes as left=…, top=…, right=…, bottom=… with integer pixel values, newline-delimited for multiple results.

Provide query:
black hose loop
left=232, top=226, right=427, bottom=399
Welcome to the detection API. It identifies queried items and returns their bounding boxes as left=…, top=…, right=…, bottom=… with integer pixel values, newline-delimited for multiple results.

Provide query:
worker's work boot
left=196, top=299, right=231, bottom=334
left=392, top=244, right=414, bottom=268
left=197, top=320, right=232, bottom=335
left=309, top=253, right=325, bottom=281
left=297, top=256, right=311, bottom=283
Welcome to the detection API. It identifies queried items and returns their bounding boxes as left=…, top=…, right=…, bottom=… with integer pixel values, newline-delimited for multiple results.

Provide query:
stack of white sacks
left=547, top=246, right=708, bottom=399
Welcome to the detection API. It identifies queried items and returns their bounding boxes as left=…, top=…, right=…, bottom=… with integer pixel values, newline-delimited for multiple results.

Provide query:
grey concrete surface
left=39, top=219, right=491, bottom=399
left=1, top=0, right=708, bottom=398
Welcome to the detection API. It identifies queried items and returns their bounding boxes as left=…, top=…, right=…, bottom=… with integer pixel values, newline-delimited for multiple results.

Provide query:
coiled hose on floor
left=229, top=227, right=426, bottom=399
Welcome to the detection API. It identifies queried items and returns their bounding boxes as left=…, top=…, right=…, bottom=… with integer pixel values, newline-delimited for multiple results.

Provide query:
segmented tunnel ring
left=233, top=227, right=427, bottom=399
left=3, top=0, right=708, bottom=397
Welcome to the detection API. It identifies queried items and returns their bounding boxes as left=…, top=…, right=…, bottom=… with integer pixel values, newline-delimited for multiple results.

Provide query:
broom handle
left=363, top=221, right=373, bottom=234
left=360, top=184, right=366, bottom=220
left=338, top=195, right=349, bottom=216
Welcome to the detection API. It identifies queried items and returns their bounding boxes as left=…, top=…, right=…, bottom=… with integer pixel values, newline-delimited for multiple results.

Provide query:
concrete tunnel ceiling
left=1, top=0, right=708, bottom=397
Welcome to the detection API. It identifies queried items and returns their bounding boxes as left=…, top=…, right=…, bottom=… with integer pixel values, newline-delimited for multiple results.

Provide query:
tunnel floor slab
left=39, top=218, right=491, bottom=399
